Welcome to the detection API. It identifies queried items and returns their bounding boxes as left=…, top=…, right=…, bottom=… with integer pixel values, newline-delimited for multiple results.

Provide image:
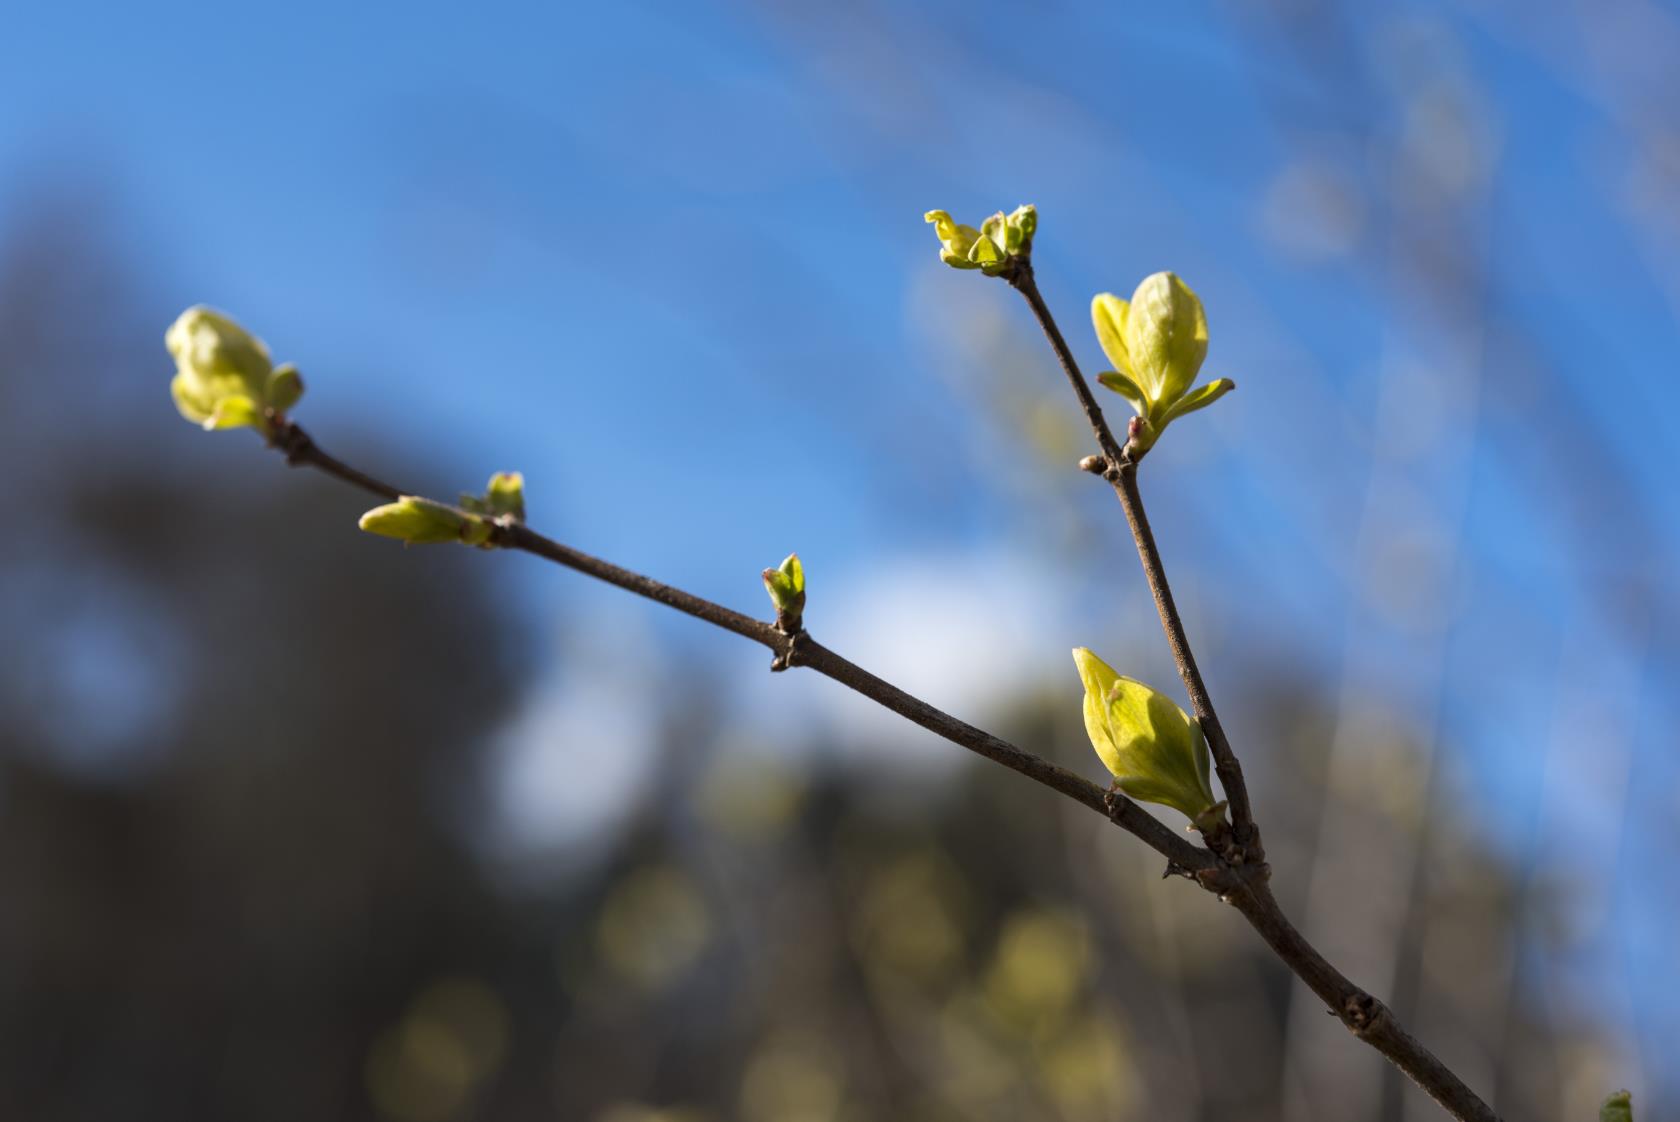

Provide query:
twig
left=1111, top=463, right=1256, bottom=847
left=1223, top=880, right=1497, bottom=1122
left=266, top=410, right=1496, bottom=1120
left=1008, top=260, right=1129, bottom=467
left=264, top=417, right=1213, bottom=877
left=1001, top=263, right=1497, bottom=1122
left=1002, top=260, right=1259, bottom=846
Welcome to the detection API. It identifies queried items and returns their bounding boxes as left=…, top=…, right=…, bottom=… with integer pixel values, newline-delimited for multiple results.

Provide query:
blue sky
left=6, top=0, right=1678, bottom=1105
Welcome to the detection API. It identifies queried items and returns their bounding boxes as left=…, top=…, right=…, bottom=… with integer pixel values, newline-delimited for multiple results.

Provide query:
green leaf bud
left=762, top=552, right=805, bottom=625
left=1126, top=271, right=1207, bottom=407
left=1071, top=647, right=1218, bottom=823
left=485, top=471, right=525, bottom=521
left=1124, top=414, right=1158, bottom=459
left=266, top=363, right=304, bottom=414
left=925, top=205, right=1036, bottom=276
left=1006, top=204, right=1037, bottom=250
left=1601, top=1091, right=1633, bottom=1122
left=358, top=496, right=493, bottom=547
left=165, top=305, right=310, bottom=433
left=166, top=305, right=276, bottom=430
left=460, top=472, right=526, bottom=521
left=1091, top=274, right=1232, bottom=448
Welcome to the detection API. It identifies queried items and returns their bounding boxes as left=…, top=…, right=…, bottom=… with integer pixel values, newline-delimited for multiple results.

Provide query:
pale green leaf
left=968, top=233, right=1003, bottom=267
left=1123, top=272, right=1207, bottom=408
left=202, top=395, right=263, bottom=431
left=170, top=371, right=213, bottom=425
left=777, top=553, right=804, bottom=596
left=1091, top=294, right=1133, bottom=383
left=1156, top=378, right=1235, bottom=429
left=1096, top=371, right=1147, bottom=413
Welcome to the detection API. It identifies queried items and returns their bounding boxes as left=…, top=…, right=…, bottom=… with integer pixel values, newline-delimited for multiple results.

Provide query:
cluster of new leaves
left=166, top=306, right=303, bottom=432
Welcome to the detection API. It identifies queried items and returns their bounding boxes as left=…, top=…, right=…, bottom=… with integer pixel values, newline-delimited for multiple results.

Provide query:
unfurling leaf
left=924, top=205, right=1036, bottom=276
left=462, top=472, right=527, bottom=522
left=1096, top=370, right=1147, bottom=411
left=1157, top=377, right=1236, bottom=427
left=1072, top=647, right=1219, bottom=824
left=762, top=553, right=806, bottom=625
left=1090, top=273, right=1232, bottom=453
left=358, top=496, right=493, bottom=547
left=485, top=472, right=525, bottom=520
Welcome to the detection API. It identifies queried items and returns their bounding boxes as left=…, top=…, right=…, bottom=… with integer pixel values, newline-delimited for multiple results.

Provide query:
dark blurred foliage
left=0, top=188, right=530, bottom=1120
left=0, top=185, right=1646, bottom=1122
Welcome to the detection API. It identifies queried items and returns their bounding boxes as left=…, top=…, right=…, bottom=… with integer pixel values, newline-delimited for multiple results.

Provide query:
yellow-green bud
left=165, top=305, right=306, bottom=431
left=358, top=496, right=493, bottom=547
left=924, top=205, right=1036, bottom=276
left=460, top=471, right=526, bottom=522
left=762, top=552, right=805, bottom=626
left=1091, top=273, right=1233, bottom=450
left=1071, top=647, right=1218, bottom=823
left=1600, top=1091, right=1633, bottom=1122
left=485, top=471, right=524, bottom=520
left=266, top=363, right=304, bottom=414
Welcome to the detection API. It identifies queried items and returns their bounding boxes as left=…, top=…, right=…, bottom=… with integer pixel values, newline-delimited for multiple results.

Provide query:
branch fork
left=203, top=245, right=1498, bottom=1122
left=1001, top=256, right=1495, bottom=1122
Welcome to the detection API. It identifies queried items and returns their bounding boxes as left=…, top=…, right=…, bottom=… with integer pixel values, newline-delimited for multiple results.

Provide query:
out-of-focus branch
left=265, top=417, right=1212, bottom=876
left=999, top=263, right=1498, bottom=1122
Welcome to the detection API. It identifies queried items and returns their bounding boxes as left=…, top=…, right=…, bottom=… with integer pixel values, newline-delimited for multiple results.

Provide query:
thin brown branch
left=271, top=420, right=402, bottom=502
left=1005, top=259, right=1129, bottom=466
left=1003, top=267, right=1498, bottom=1122
left=1224, top=881, right=1498, bottom=1122
left=1111, top=462, right=1257, bottom=846
left=791, top=638, right=1205, bottom=868
left=263, top=417, right=1213, bottom=877
left=1003, top=264, right=1257, bottom=847
left=266, top=407, right=1496, bottom=1122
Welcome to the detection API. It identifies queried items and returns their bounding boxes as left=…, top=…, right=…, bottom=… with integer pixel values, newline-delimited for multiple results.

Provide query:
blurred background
left=1, top=1, right=1676, bottom=1120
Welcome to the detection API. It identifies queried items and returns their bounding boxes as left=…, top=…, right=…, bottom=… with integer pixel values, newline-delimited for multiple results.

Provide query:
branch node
left=268, top=417, right=312, bottom=466
left=768, top=627, right=813, bottom=673
left=1101, top=786, right=1133, bottom=828
left=1341, top=992, right=1390, bottom=1039
left=998, top=254, right=1034, bottom=291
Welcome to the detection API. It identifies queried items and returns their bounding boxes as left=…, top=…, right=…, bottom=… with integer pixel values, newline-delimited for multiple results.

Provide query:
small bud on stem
left=762, top=553, right=806, bottom=631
